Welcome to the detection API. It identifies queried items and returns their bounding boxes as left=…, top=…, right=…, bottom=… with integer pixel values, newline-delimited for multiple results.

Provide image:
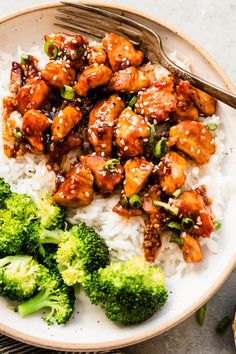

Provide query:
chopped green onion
left=196, top=304, right=207, bottom=326
left=213, top=220, right=222, bottom=232
left=170, top=235, right=184, bottom=246
left=20, top=53, right=30, bottom=65
left=181, top=217, right=194, bottom=230
left=120, top=195, right=129, bottom=208
left=44, top=40, right=59, bottom=60
left=154, top=137, right=168, bottom=159
left=13, top=127, right=23, bottom=142
left=173, top=189, right=182, bottom=198
left=128, top=96, right=137, bottom=108
left=129, top=194, right=141, bottom=209
left=149, top=124, right=155, bottom=144
left=216, top=316, right=231, bottom=333
left=61, top=85, right=75, bottom=101
left=168, top=221, right=181, bottom=231
left=103, top=158, right=120, bottom=173
left=206, top=123, right=218, bottom=131
left=153, top=200, right=179, bottom=216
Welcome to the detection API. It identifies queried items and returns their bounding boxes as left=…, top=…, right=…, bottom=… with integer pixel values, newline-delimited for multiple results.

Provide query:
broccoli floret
left=35, top=193, right=65, bottom=230
left=56, top=223, right=109, bottom=286
left=25, top=227, right=64, bottom=256
left=5, top=192, right=38, bottom=223
left=84, top=256, right=168, bottom=325
left=0, top=255, right=39, bottom=301
left=0, top=210, right=28, bottom=256
left=0, top=178, right=12, bottom=208
left=18, top=265, right=75, bottom=325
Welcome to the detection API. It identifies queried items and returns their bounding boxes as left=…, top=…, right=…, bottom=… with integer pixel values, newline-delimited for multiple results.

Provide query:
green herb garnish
left=206, top=123, right=218, bottom=131
left=213, top=220, right=222, bottom=232
left=196, top=304, right=207, bottom=325
left=44, top=40, right=59, bottom=60
left=61, top=85, right=75, bottom=101
left=129, top=194, right=141, bottom=209
left=167, top=221, right=181, bottom=231
left=154, top=137, right=168, bottom=159
left=153, top=200, right=178, bottom=216
left=170, top=235, right=184, bottom=246
left=127, top=96, right=137, bottom=108
left=172, top=189, right=182, bottom=198
left=103, top=159, right=120, bottom=173
left=181, top=217, right=194, bottom=230
left=20, top=53, right=30, bottom=65
left=216, top=316, right=231, bottom=333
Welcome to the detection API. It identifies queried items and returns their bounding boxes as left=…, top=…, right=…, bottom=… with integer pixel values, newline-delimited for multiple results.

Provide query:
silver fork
left=56, top=2, right=236, bottom=109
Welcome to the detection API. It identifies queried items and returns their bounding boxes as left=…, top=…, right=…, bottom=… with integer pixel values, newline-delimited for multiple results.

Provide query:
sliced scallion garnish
left=196, top=304, right=207, bottom=326
left=168, top=221, right=181, bottom=231
left=120, top=195, right=129, bottom=208
left=154, top=137, right=168, bottom=159
left=213, top=220, right=222, bottom=232
left=103, top=158, right=120, bottom=173
left=181, top=217, right=194, bottom=230
left=153, top=200, right=178, bottom=216
left=172, top=189, right=182, bottom=198
left=129, top=194, right=141, bottom=209
left=216, top=316, right=231, bottom=333
left=61, top=85, right=75, bottom=101
left=149, top=124, right=155, bottom=144
left=170, top=235, right=184, bottom=246
left=206, top=123, right=218, bottom=131
left=127, top=96, right=137, bottom=108
left=20, top=53, right=30, bottom=65
left=13, top=127, right=23, bottom=142
left=44, top=40, right=59, bottom=60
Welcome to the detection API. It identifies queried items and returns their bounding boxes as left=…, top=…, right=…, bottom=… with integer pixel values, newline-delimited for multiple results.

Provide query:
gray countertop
left=0, top=1, right=236, bottom=353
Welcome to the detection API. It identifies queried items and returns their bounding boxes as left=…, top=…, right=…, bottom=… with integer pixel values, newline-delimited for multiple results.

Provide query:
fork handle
left=159, top=53, right=236, bottom=109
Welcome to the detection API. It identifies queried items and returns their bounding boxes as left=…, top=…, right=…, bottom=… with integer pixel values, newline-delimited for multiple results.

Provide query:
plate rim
left=0, top=1, right=235, bottom=351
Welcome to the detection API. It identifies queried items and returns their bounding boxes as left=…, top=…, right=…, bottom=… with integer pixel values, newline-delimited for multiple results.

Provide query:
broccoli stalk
left=84, top=256, right=168, bottom=325
left=18, top=265, right=75, bottom=325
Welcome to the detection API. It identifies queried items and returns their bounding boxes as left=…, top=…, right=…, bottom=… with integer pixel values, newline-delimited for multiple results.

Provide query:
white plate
left=0, top=2, right=235, bottom=351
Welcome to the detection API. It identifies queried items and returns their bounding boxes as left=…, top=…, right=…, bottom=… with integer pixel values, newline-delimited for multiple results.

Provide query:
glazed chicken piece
left=51, top=106, right=83, bottom=142
left=173, top=80, right=199, bottom=121
left=124, top=158, right=153, bottom=197
left=170, top=190, right=214, bottom=238
left=169, top=120, right=216, bottom=164
left=88, top=94, right=125, bottom=155
left=53, top=162, right=94, bottom=208
left=81, top=153, right=124, bottom=194
left=44, top=32, right=87, bottom=69
left=142, top=184, right=162, bottom=215
left=10, top=62, right=23, bottom=94
left=49, top=131, right=82, bottom=161
left=112, top=202, right=143, bottom=216
left=115, top=108, right=150, bottom=157
left=2, top=97, right=18, bottom=157
left=41, top=61, right=76, bottom=90
left=135, top=77, right=177, bottom=122
left=22, top=109, right=51, bottom=154
left=181, top=233, right=203, bottom=263
left=157, top=151, right=188, bottom=195
left=88, top=45, right=108, bottom=66
left=74, top=65, right=112, bottom=97
left=102, top=33, right=144, bottom=72
left=15, top=78, right=51, bottom=115
left=191, top=87, right=216, bottom=116
left=108, top=67, right=150, bottom=93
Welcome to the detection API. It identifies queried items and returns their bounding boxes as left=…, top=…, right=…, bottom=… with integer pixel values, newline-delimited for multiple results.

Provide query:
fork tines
left=55, top=2, right=141, bottom=44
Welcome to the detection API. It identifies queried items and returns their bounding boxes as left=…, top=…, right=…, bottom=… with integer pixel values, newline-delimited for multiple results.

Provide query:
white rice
left=0, top=46, right=228, bottom=277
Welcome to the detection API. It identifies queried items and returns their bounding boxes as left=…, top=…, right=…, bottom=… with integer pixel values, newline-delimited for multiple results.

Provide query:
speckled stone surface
left=0, top=1, right=235, bottom=353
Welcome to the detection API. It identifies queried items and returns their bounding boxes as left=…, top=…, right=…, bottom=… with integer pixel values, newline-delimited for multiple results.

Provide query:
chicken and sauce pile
left=2, top=32, right=219, bottom=264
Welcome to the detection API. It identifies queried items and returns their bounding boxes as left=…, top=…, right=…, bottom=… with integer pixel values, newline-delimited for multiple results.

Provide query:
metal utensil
left=56, top=2, right=236, bottom=109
